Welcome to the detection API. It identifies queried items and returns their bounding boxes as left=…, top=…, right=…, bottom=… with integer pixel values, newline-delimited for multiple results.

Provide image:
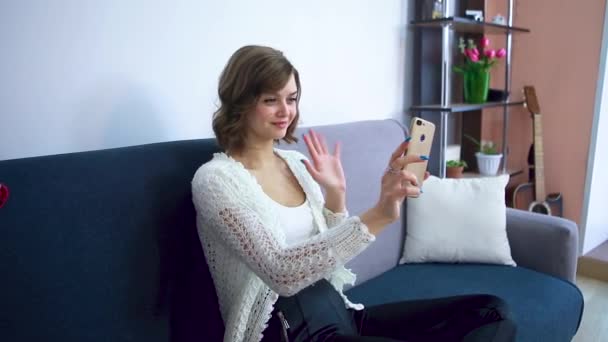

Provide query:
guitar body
left=529, top=200, right=552, bottom=215
left=512, top=179, right=564, bottom=217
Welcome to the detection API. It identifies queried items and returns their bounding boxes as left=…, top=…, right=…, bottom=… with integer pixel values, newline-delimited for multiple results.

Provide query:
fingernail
left=405, top=136, right=412, bottom=142
left=420, top=155, right=429, bottom=160
left=420, top=187, right=424, bottom=194
left=300, top=159, right=305, bottom=164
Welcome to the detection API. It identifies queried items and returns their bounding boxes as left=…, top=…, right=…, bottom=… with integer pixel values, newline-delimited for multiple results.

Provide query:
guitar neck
left=533, top=114, right=547, bottom=200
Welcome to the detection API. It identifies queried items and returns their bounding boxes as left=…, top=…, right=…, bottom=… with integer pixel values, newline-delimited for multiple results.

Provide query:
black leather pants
left=261, top=280, right=516, bottom=342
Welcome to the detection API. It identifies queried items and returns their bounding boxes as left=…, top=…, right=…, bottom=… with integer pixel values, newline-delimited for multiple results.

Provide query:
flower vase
left=464, top=69, right=490, bottom=103
left=475, top=152, right=502, bottom=176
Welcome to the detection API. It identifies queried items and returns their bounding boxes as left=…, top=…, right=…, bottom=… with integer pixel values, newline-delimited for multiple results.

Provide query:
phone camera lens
left=421, top=134, right=426, bottom=142
left=416, top=120, right=422, bottom=126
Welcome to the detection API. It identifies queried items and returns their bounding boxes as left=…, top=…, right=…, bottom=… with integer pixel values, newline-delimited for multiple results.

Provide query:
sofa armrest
left=506, top=208, right=579, bottom=282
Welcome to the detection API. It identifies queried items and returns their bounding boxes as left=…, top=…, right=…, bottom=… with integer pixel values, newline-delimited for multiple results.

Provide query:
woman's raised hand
left=301, top=129, right=346, bottom=193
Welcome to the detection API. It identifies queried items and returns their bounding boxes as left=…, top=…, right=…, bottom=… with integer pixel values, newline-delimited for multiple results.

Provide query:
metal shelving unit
left=409, top=0, right=529, bottom=178
left=410, top=17, right=530, bottom=34
left=410, top=100, right=525, bottom=113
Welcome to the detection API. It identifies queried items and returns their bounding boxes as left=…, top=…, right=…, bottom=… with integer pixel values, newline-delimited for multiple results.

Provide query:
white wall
left=583, top=99, right=608, bottom=254
left=581, top=0, right=608, bottom=254
left=0, top=0, right=413, bottom=161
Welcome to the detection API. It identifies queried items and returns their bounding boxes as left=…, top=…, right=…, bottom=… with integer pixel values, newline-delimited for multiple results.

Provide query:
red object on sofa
left=0, top=183, right=9, bottom=208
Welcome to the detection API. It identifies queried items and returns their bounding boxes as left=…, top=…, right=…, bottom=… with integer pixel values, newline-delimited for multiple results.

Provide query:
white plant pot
left=475, top=152, right=503, bottom=176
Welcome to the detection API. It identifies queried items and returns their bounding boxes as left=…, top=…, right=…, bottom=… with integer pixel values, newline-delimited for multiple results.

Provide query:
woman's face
left=245, top=73, right=298, bottom=144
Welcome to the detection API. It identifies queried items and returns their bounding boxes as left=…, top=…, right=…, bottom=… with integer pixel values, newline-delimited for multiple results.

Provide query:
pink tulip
left=469, top=54, right=479, bottom=62
left=481, top=37, right=490, bottom=48
left=465, top=49, right=476, bottom=61
left=484, top=49, right=496, bottom=58
left=465, top=48, right=479, bottom=60
left=496, top=48, right=507, bottom=58
left=464, top=49, right=479, bottom=60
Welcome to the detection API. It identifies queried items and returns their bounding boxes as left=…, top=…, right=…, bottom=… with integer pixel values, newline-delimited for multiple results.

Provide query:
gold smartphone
left=405, top=117, right=435, bottom=191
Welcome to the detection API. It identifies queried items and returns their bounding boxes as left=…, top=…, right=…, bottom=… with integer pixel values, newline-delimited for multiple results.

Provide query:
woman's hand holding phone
left=360, top=139, right=428, bottom=235
left=404, top=118, right=435, bottom=194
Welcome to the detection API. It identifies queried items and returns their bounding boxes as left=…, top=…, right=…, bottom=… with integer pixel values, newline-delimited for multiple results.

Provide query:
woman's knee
left=464, top=295, right=517, bottom=341
left=473, top=294, right=512, bottom=322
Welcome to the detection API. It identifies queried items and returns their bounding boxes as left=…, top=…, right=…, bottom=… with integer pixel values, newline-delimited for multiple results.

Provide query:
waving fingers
left=308, top=129, right=326, bottom=155
left=303, top=132, right=319, bottom=159
left=314, top=130, right=329, bottom=154
left=303, top=129, right=333, bottom=159
left=334, top=141, right=342, bottom=159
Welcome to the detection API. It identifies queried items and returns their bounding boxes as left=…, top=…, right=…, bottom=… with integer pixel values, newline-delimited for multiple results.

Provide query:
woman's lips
left=273, top=122, right=288, bottom=129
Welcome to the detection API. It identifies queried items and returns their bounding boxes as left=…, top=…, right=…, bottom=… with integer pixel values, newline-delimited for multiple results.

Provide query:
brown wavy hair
left=212, top=45, right=301, bottom=153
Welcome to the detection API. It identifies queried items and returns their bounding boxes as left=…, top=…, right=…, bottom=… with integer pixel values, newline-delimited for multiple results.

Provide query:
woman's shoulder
left=191, top=152, right=243, bottom=187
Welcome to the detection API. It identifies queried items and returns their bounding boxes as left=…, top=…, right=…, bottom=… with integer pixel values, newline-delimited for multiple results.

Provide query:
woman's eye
left=288, top=97, right=298, bottom=103
left=263, top=98, right=276, bottom=103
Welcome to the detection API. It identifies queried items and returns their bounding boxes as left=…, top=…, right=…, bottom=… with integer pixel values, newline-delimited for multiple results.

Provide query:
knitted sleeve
left=192, top=169, right=375, bottom=297
left=322, top=208, right=349, bottom=228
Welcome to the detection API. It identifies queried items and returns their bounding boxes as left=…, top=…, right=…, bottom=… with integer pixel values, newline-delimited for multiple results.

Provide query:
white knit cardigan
left=191, top=148, right=376, bottom=342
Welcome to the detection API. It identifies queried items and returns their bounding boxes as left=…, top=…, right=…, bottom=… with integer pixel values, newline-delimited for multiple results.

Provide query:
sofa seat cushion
left=345, top=264, right=583, bottom=342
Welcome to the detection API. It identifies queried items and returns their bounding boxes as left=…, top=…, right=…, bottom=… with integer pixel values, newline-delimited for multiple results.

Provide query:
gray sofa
left=0, top=119, right=583, bottom=341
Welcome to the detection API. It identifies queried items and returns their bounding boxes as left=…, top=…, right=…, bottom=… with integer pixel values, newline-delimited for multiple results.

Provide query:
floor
left=586, top=241, right=608, bottom=262
left=572, top=275, right=608, bottom=342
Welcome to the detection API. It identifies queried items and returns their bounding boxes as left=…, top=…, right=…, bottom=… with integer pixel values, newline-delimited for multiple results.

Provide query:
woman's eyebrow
left=263, top=90, right=298, bottom=96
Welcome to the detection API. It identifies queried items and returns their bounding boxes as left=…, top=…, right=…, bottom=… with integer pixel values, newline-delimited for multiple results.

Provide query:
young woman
left=192, top=45, right=516, bottom=342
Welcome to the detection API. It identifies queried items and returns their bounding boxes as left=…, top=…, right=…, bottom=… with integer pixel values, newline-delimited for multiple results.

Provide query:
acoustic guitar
left=512, top=86, right=563, bottom=216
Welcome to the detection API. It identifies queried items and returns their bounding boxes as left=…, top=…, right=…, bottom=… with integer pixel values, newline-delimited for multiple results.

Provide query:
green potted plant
left=454, top=37, right=507, bottom=103
left=446, top=160, right=467, bottom=178
left=464, top=135, right=503, bottom=176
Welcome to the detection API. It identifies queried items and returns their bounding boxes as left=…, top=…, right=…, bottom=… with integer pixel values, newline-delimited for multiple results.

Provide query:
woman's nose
left=278, top=100, right=290, bottom=115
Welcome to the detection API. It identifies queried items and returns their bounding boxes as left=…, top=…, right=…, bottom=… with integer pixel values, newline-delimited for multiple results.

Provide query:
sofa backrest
left=0, top=139, right=222, bottom=342
left=0, top=119, right=408, bottom=342
left=290, top=119, right=409, bottom=287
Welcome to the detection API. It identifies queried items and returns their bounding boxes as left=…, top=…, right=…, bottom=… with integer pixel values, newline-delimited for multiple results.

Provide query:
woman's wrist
left=324, top=186, right=346, bottom=213
left=359, top=205, right=394, bottom=236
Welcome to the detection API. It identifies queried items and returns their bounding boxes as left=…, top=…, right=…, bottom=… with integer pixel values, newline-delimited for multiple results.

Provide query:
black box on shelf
left=488, top=89, right=509, bottom=102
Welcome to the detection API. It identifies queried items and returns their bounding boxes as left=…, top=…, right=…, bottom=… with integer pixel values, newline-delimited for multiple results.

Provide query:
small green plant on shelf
left=464, top=134, right=503, bottom=176
left=464, top=134, right=500, bottom=155
left=446, top=159, right=468, bottom=178
left=446, top=160, right=468, bottom=168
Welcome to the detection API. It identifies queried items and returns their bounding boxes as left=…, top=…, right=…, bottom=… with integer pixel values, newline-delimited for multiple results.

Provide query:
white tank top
left=272, top=199, right=316, bottom=246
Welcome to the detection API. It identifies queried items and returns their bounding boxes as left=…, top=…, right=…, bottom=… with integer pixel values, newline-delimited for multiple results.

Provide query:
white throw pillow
left=400, top=174, right=516, bottom=266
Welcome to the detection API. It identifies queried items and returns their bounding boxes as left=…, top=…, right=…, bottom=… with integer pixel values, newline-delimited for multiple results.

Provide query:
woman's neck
left=228, top=141, right=278, bottom=171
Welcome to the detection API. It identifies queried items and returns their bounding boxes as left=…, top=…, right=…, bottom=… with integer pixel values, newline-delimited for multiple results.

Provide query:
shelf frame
left=462, top=168, right=524, bottom=178
left=437, top=1, right=454, bottom=178
left=410, top=16, right=530, bottom=34
left=410, top=101, right=525, bottom=113
left=409, top=0, right=527, bottom=178
left=501, top=0, right=515, bottom=174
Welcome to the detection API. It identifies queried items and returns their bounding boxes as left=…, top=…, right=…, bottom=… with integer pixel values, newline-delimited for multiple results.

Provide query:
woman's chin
left=273, top=133, right=287, bottom=141
left=270, top=128, right=288, bottom=139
